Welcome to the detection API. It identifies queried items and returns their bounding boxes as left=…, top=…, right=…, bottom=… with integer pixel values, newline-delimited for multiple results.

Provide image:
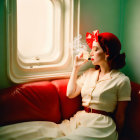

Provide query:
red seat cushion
left=0, top=81, right=61, bottom=126
left=52, top=79, right=82, bottom=120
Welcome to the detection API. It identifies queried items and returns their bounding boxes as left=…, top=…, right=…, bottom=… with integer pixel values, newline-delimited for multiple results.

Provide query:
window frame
left=6, top=0, right=80, bottom=83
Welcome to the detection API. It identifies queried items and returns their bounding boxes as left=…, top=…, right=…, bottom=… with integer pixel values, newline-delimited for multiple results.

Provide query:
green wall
left=0, top=0, right=140, bottom=89
left=0, top=0, right=13, bottom=89
left=122, top=0, right=140, bottom=84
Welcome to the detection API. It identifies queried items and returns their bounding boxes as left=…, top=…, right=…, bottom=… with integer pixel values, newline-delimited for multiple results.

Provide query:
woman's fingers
left=79, top=59, right=88, bottom=66
left=74, top=53, right=88, bottom=69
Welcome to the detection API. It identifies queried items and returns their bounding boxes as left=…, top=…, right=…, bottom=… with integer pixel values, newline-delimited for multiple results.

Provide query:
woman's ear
left=105, top=53, right=109, bottom=61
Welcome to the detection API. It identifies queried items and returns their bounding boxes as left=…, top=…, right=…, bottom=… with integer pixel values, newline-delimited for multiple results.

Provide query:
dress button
left=91, top=87, right=95, bottom=92
left=88, top=94, right=91, bottom=97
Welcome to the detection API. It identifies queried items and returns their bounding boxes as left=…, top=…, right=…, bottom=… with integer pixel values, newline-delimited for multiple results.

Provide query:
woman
left=63, top=30, right=131, bottom=140
left=0, top=30, right=131, bottom=140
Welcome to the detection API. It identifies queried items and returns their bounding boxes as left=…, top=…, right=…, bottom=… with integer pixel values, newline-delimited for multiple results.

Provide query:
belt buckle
left=90, top=108, right=92, bottom=113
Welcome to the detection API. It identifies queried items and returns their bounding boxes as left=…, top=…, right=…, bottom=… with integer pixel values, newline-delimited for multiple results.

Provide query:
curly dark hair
left=95, top=32, right=126, bottom=70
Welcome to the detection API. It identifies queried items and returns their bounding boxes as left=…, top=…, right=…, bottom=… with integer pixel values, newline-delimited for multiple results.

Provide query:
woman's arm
left=115, top=101, right=128, bottom=136
left=66, top=66, right=81, bottom=98
left=66, top=55, right=88, bottom=98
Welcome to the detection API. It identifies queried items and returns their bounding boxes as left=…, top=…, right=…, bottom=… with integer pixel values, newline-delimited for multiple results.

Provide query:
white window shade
left=17, top=0, right=63, bottom=65
left=6, top=0, right=80, bottom=83
left=17, top=0, right=54, bottom=61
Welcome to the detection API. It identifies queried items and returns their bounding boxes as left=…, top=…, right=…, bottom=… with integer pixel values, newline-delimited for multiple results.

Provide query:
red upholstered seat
left=51, top=79, right=82, bottom=120
left=0, top=81, right=61, bottom=126
left=0, top=79, right=82, bottom=126
left=0, top=79, right=140, bottom=140
left=121, top=82, right=140, bottom=140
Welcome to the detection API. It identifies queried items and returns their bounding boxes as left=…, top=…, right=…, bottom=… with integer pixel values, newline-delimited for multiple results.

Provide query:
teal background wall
left=0, top=0, right=14, bottom=89
left=0, top=0, right=140, bottom=89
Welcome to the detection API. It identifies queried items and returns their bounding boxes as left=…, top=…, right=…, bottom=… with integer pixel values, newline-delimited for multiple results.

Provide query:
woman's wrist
left=73, top=65, right=80, bottom=72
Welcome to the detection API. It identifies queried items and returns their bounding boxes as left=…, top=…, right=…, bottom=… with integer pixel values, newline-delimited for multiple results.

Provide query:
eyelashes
left=93, top=49, right=97, bottom=52
left=92, top=46, right=98, bottom=51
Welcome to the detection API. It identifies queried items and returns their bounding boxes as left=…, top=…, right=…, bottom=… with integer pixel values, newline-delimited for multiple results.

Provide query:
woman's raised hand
left=74, top=52, right=88, bottom=70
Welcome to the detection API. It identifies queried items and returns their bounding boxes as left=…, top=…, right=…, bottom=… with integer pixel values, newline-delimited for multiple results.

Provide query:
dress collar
left=96, top=69, right=119, bottom=82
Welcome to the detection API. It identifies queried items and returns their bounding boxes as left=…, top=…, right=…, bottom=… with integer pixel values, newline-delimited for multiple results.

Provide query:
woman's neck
left=99, top=63, right=111, bottom=75
left=97, top=67, right=111, bottom=81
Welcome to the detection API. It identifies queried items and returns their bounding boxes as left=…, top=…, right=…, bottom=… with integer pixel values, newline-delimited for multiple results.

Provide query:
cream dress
left=0, top=68, right=131, bottom=140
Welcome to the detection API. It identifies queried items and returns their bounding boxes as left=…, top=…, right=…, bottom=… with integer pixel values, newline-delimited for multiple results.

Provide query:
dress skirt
left=0, top=110, right=118, bottom=140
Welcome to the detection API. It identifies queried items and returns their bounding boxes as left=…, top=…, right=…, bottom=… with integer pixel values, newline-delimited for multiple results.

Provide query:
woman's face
left=90, top=42, right=106, bottom=65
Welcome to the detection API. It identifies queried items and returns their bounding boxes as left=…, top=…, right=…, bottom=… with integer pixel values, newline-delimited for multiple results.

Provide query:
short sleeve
left=76, top=69, right=90, bottom=88
left=117, top=76, right=131, bottom=101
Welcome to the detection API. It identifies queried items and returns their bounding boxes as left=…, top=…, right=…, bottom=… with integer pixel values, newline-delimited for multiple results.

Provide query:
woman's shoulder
left=113, top=70, right=130, bottom=85
left=119, top=71, right=130, bottom=80
left=112, top=70, right=129, bottom=79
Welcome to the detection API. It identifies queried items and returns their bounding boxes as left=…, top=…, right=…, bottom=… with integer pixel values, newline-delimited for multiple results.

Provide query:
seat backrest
left=51, top=79, right=82, bottom=120
left=121, top=81, right=140, bottom=140
left=0, top=81, right=61, bottom=126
